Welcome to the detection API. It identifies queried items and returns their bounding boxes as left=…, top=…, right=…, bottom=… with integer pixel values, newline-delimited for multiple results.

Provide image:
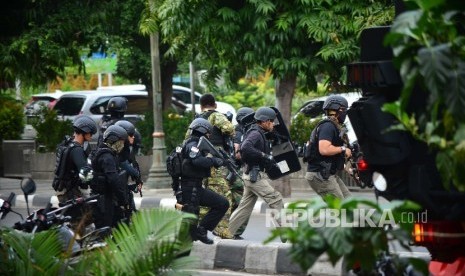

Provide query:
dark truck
left=346, top=2, right=465, bottom=275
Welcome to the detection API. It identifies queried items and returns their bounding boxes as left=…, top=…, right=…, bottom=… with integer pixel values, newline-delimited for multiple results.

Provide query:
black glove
left=262, top=154, right=278, bottom=171
left=212, top=157, right=224, bottom=168
left=262, top=154, right=275, bottom=165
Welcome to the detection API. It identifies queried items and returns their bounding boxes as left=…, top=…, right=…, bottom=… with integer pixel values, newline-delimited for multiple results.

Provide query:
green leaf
left=418, top=44, right=453, bottom=103
left=412, top=0, right=444, bottom=11
left=76, top=208, right=196, bottom=275
left=455, top=125, right=465, bottom=146
left=445, top=61, right=465, bottom=120
left=408, top=257, right=429, bottom=275
left=0, top=228, right=65, bottom=275
left=322, top=227, right=353, bottom=257
left=436, top=151, right=453, bottom=190
left=390, top=11, right=422, bottom=40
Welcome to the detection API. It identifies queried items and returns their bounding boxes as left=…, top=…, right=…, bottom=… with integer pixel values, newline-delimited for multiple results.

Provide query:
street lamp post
left=146, top=33, right=171, bottom=189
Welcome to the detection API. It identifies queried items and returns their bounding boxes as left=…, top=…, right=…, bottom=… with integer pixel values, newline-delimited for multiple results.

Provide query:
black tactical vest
left=90, top=147, right=115, bottom=193
left=180, top=137, right=210, bottom=180
left=306, top=120, right=345, bottom=173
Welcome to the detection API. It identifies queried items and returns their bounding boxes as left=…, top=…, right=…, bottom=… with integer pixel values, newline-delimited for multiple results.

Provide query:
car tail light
left=347, top=61, right=401, bottom=88
left=356, top=158, right=369, bottom=171
left=430, top=256, right=465, bottom=276
left=413, top=221, right=465, bottom=246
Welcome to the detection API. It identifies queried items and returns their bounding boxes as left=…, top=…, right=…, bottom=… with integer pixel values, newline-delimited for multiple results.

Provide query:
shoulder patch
left=189, top=146, right=200, bottom=158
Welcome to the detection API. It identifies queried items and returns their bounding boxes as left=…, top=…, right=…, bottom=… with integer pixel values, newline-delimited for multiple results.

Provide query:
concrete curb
left=7, top=194, right=271, bottom=215
left=190, top=240, right=342, bottom=275
left=4, top=184, right=368, bottom=212
left=191, top=240, right=303, bottom=275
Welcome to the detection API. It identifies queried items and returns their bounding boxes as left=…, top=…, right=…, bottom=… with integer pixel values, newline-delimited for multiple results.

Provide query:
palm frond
left=77, top=208, right=197, bottom=275
left=0, top=227, right=67, bottom=275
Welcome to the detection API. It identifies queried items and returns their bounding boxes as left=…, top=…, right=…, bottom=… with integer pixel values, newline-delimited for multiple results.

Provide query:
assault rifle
left=129, top=158, right=143, bottom=197
left=197, top=136, right=243, bottom=182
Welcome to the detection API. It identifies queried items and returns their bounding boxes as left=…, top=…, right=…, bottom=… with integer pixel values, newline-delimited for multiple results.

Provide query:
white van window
left=54, top=97, right=86, bottom=116
left=126, top=96, right=149, bottom=114
left=89, top=95, right=148, bottom=115
left=90, top=96, right=113, bottom=114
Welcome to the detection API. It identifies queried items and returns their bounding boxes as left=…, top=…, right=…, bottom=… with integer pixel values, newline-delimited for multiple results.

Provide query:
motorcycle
left=1, top=177, right=111, bottom=256
left=346, top=142, right=373, bottom=189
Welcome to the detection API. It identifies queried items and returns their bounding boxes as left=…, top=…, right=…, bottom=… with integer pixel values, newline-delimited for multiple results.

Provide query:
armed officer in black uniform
left=97, top=97, right=127, bottom=146
left=114, top=120, right=143, bottom=215
left=228, top=107, right=284, bottom=237
left=178, top=118, right=229, bottom=244
left=229, top=107, right=254, bottom=239
left=55, top=115, right=97, bottom=234
left=305, top=95, right=352, bottom=199
left=56, top=115, right=97, bottom=203
left=91, top=125, right=129, bottom=228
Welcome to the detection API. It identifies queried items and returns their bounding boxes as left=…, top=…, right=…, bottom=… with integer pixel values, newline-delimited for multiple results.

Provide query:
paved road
left=0, top=177, right=430, bottom=275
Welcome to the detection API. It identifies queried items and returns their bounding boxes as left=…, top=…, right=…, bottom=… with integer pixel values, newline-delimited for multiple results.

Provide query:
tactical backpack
left=52, top=136, right=78, bottom=191
left=166, top=145, right=184, bottom=191
left=302, top=119, right=336, bottom=163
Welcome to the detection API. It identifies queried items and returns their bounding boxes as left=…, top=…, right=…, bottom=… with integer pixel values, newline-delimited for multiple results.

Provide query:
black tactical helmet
left=254, top=107, right=276, bottom=121
left=73, top=115, right=97, bottom=135
left=323, top=95, right=348, bottom=111
left=107, top=97, right=128, bottom=113
left=236, top=107, right=254, bottom=123
left=189, top=118, right=213, bottom=135
left=103, top=125, right=128, bottom=143
left=114, top=120, right=135, bottom=136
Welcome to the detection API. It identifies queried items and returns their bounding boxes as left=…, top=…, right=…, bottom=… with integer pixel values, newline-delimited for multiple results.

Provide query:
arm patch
left=189, top=146, right=200, bottom=158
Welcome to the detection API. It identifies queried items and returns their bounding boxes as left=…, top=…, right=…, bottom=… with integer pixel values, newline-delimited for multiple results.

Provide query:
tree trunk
left=145, top=60, right=177, bottom=113
left=161, top=60, right=178, bottom=111
left=275, top=75, right=296, bottom=128
left=274, top=75, right=297, bottom=197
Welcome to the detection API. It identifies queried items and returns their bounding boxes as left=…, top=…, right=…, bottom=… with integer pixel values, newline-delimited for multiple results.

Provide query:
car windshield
left=90, top=96, right=113, bottom=114
left=173, top=90, right=200, bottom=104
left=301, top=101, right=324, bottom=118
left=54, top=96, right=85, bottom=116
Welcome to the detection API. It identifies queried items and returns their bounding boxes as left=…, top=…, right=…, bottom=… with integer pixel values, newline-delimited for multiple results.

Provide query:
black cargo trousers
left=180, top=180, right=229, bottom=231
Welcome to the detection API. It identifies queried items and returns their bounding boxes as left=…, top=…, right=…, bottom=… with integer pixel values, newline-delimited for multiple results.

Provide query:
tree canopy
left=0, top=0, right=111, bottom=88
left=0, top=0, right=179, bottom=110
left=146, top=0, right=394, bottom=122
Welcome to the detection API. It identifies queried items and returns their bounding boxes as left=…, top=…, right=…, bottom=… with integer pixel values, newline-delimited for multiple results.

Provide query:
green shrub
left=31, top=106, right=73, bottom=152
left=137, top=110, right=195, bottom=155
left=289, top=113, right=322, bottom=146
left=0, top=96, right=25, bottom=142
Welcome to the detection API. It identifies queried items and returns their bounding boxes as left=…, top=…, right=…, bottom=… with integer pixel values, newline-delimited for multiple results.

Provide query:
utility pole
left=189, top=62, right=196, bottom=113
left=146, top=33, right=171, bottom=189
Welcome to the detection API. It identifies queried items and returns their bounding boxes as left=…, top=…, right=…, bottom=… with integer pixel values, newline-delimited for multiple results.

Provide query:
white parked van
left=53, top=90, right=149, bottom=138
left=97, top=84, right=237, bottom=122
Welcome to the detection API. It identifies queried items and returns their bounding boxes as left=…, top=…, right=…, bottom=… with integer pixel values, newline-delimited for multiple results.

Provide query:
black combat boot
left=193, top=226, right=213, bottom=244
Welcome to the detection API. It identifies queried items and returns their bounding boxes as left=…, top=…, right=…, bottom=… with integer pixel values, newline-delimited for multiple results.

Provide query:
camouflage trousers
left=229, top=170, right=248, bottom=236
left=199, top=166, right=248, bottom=238
left=199, top=166, right=234, bottom=239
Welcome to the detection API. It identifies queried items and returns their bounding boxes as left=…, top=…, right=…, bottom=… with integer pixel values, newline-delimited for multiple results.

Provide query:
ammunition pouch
left=226, top=171, right=236, bottom=184
left=249, top=166, right=261, bottom=183
left=178, top=186, right=200, bottom=215
left=319, top=161, right=332, bottom=180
